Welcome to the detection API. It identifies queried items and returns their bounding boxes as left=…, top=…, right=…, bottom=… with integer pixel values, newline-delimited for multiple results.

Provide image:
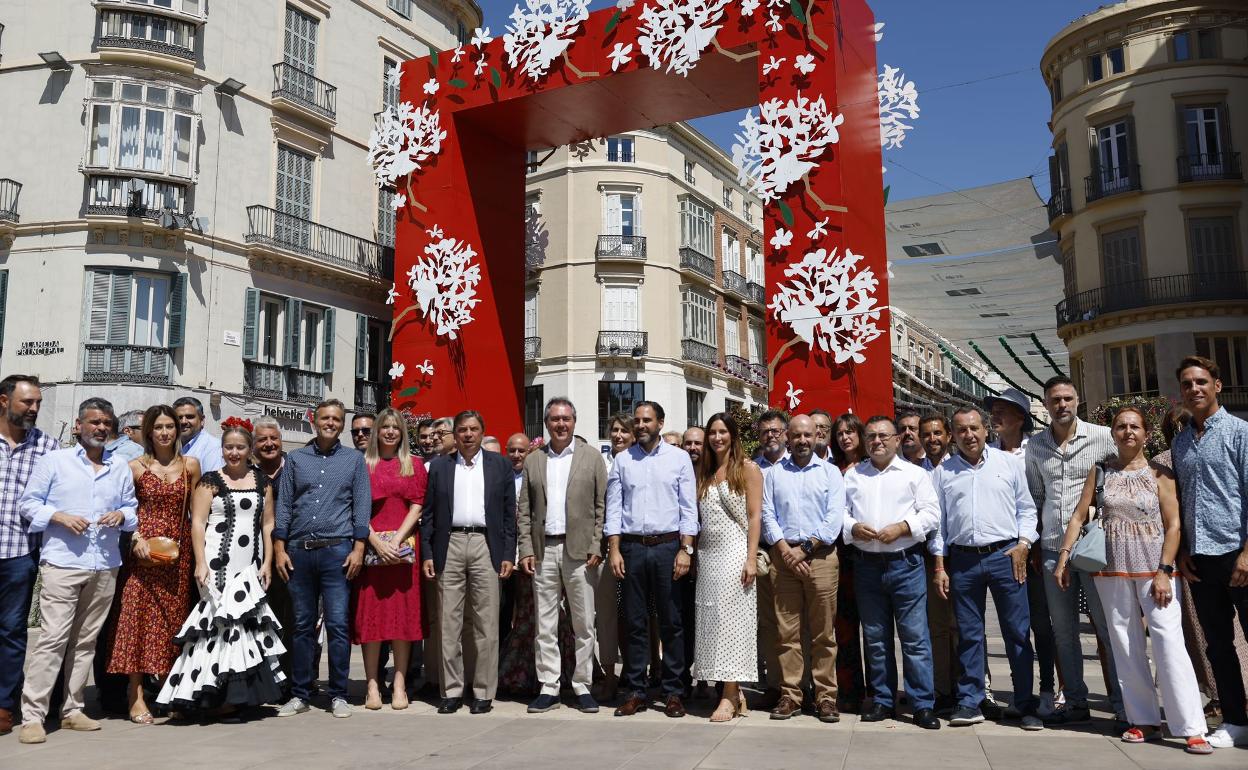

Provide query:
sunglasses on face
left=350, top=428, right=372, bottom=437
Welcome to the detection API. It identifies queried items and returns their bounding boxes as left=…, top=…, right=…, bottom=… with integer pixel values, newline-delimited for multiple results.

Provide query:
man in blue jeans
left=931, top=408, right=1043, bottom=730
left=273, top=399, right=370, bottom=719
left=843, top=415, right=941, bottom=729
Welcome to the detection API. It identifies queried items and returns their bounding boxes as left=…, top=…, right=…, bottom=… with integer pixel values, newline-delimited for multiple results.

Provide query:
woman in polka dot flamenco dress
left=157, top=419, right=286, bottom=718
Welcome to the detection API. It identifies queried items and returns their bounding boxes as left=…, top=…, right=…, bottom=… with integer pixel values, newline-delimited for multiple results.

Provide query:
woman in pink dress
left=352, top=407, right=427, bottom=710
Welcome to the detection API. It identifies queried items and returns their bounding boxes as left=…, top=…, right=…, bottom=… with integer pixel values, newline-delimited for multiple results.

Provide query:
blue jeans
left=854, top=549, right=935, bottom=710
left=1040, top=550, right=1123, bottom=714
left=619, top=539, right=688, bottom=697
left=288, top=541, right=352, bottom=701
left=949, top=548, right=1037, bottom=712
left=0, top=552, right=38, bottom=710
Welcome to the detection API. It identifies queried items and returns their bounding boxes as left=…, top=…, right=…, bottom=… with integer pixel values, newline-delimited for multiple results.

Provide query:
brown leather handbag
left=136, top=465, right=188, bottom=568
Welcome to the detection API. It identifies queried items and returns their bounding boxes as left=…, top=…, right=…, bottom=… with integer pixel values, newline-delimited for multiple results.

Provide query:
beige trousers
left=774, top=547, right=839, bottom=703
left=437, top=532, right=500, bottom=700
left=534, top=541, right=597, bottom=695
left=21, top=565, right=117, bottom=724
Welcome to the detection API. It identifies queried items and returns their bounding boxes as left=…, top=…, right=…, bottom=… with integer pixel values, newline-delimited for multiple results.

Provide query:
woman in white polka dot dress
left=157, top=420, right=286, bottom=717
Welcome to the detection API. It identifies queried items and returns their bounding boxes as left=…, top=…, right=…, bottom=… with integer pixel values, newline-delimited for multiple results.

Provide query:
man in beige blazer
left=518, top=397, right=607, bottom=713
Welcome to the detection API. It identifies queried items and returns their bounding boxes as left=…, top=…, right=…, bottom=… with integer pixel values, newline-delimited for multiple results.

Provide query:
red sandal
left=1121, top=726, right=1162, bottom=743
left=1185, top=736, right=1213, bottom=755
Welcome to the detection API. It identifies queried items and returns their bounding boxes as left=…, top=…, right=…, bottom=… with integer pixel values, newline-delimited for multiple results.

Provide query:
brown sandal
left=129, top=712, right=154, bottom=725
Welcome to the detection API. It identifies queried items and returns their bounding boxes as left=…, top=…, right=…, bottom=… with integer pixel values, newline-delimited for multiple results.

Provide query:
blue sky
left=477, top=0, right=1103, bottom=201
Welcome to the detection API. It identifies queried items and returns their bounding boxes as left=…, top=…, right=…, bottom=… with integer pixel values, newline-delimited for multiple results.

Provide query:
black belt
left=545, top=533, right=566, bottom=541
left=784, top=541, right=836, bottom=557
left=620, top=532, right=679, bottom=546
left=851, top=543, right=925, bottom=562
left=950, top=539, right=1015, bottom=555
left=451, top=526, right=487, bottom=534
left=293, top=537, right=347, bottom=550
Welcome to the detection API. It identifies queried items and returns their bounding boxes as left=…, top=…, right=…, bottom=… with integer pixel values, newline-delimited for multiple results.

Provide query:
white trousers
left=534, top=541, right=597, bottom=695
left=1094, top=576, right=1206, bottom=737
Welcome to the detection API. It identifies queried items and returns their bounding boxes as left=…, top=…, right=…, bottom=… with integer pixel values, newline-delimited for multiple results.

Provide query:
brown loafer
left=770, top=695, right=801, bottom=720
left=664, top=695, right=686, bottom=718
left=0, top=707, right=12, bottom=735
left=614, top=694, right=648, bottom=717
left=817, top=699, right=841, bottom=723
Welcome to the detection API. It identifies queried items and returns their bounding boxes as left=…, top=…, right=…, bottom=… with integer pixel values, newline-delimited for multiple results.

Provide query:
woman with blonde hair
left=352, top=407, right=428, bottom=710
left=691, top=412, right=762, bottom=722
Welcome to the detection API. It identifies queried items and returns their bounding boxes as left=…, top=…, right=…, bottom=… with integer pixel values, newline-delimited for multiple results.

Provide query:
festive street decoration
left=384, top=0, right=892, bottom=433
left=877, top=64, right=919, bottom=150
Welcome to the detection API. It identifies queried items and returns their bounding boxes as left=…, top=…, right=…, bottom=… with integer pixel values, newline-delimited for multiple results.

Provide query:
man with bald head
left=761, top=414, right=847, bottom=722
left=681, top=428, right=705, bottom=466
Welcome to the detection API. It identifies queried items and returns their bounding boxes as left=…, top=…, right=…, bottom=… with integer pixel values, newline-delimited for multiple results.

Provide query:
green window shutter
left=321, top=307, right=335, bottom=373
left=86, top=270, right=111, bottom=343
left=0, top=271, right=7, bottom=356
left=355, top=314, right=368, bottom=379
left=283, top=297, right=302, bottom=367
left=242, top=288, right=260, bottom=360
left=168, top=272, right=187, bottom=348
left=107, top=271, right=132, bottom=345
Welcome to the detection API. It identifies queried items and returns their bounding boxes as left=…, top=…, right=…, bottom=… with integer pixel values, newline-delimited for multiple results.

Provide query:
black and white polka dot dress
left=157, top=471, right=286, bottom=709
left=692, top=480, right=758, bottom=683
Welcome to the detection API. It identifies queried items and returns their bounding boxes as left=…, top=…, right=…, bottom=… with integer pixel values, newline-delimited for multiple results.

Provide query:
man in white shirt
left=844, top=415, right=941, bottom=729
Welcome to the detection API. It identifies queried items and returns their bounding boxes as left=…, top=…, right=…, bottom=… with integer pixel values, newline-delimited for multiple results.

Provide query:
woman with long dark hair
left=830, top=413, right=866, bottom=712
left=691, top=412, right=762, bottom=722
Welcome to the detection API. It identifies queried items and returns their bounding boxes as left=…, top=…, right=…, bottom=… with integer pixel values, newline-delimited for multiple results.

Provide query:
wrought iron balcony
left=1056, top=270, right=1248, bottom=327
left=596, top=234, right=647, bottom=260
left=355, top=379, right=386, bottom=413
left=1177, top=152, right=1242, bottom=183
left=287, top=368, right=325, bottom=404
left=681, top=338, right=718, bottom=368
left=0, top=178, right=21, bottom=222
left=525, top=336, right=541, bottom=361
left=272, top=62, right=337, bottom=122
left=722, top=270, right=748, bottom=299
left=606, top=149, right=634, bottom=162
left=679, top=246, right=715, bottom=281
left=724, top=354, right=752, bottom=381
left=98, top=9, right=197, bottom=63
left=246, top=205, right=392, bottom=279
left=86, top=175, right=189, bottom=219
left=1221, top=385, right=1247, bottom=411
left=746, top=281, right=765, bottom=305
left=596, top=330, right=648, bottom=357
left=243, top=362, right=287, bottom=401
left=83, top=344, right=172, bottom=385
left=1046, top=187, right=1072, bottom=222
left=1084, top=162, right=1141, bottom=203
left=747, top=361, right=768, bottom=388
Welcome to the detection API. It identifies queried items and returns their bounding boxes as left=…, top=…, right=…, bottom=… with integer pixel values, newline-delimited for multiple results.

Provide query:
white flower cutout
left=386, top=283, right=398, bottom=304
left=786, top=381, right=803, bottom=410
left=470, top=27, right=493, bottom=48
left=405, top=225, right=482, bottom=339
left=638, top=0, right=730, bottom=77
left=762, top=55, right=785, bottom=75
left=806, top=217, right=829, bottom=240
left=368, top=101, right=448, bottom=188
left=452, top=44, right=465, bottom=63
left=389, top=361, right=406, bottom=379
left=609, top=42, right=634, bottom=71
left=765, top=12, right=782, bottom=32
left=474, top=58, right=487, bottom=77
left=769, top=246, right=883, bottom=365
left=426, top=225, right=444, bottom=240
left=794, top=53, right=816, bottom=75
left=873, top=22, right=885, bottom=42
left=422, top=78, right=439, bottom=96
left=741, top=0, right=760, bottom=15
left=416, top=359, right=435, bottom=377
left=504, top=0, right=592, bottom=81
left=732, top=93, right=845, bottom=204
left=878, top=64, right=920, bottom=150
left=387, top=65, right=402, bottom=87
left=392, top=193, right=406, bottom=210
left=770, top=228, right=793, bottom=250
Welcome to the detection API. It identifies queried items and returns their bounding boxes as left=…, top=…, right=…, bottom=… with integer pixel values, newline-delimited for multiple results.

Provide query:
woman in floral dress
left=107, top=405, right=201, bottom=723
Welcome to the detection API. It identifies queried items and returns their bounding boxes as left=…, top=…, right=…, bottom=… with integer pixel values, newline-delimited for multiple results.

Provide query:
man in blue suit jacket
left=421, top=410, right=516, bottom=715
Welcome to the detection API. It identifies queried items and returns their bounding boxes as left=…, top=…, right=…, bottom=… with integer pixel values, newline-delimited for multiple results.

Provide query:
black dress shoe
left=859, top=703, right=895, bottom=723
left=437, top=698, right=462, bottom=714
left=470, top=699, right=493, bottom=714
left=914, top=708, right=941, bottom=730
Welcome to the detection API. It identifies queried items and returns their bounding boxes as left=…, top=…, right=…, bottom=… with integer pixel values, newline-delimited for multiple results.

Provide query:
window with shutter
left=301, top=306, right=322, bottom=371
left=1188, top=217, right=1238, bottom=275
left=276, top=144, right=314, bottom=220
left=0, top=271, right=7, bottom=356
left=382, top=57, right=400, bottom=111
left=131, top=274, right=170, bottom=347
left=603, top=193, right=621, bottom=235
left=524, top=291, right=538, bottom=338
left=602, top=285, right=638, bottom=331
left=283, top=297, right=303, bottom=367
left=1101, top=227, right=1143, bottom=309
left=321, top=307, right=335, bottom=373
left=260, top=296, right=283, bottom=364
left=243, top=288, right=261, bottom=360
left=284, top=5, right=318, bottom=75
left=725, top=310, right=741, bottom=357
left=107, top=271, right=133, bottom=345
left=355, top=314, right=369, bottom=379
left=748, top=322, right=764, bottom=364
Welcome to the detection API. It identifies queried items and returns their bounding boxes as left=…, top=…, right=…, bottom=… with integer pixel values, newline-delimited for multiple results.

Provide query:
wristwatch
left=682, top=543, right=694, bottom=556
left=1157, top=562, right=1175, bottom=576
left=800, top=539, right=818, bottom=557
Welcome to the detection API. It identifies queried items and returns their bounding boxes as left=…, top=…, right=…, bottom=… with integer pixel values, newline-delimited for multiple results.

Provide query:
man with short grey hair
left=105, top=409, right=144, bottom=462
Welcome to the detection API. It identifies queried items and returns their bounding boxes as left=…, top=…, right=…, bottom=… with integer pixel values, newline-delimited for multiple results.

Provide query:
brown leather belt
left=620, top=532, right=679, bottom=546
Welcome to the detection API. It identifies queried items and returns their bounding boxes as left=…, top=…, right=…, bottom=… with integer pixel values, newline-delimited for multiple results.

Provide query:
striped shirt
left=0, top=427, right=61, bottom=558
left=1025, top=418, right=1116, bottom=552
left=1172, top=407, right=1248, bottom=556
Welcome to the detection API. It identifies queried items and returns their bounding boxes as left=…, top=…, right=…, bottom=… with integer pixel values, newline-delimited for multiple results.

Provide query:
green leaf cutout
left=490, top=67, right=502, bottom=89
left=398, top=386, right=422, bottom=398
left=605, top=9, right=622, bottom=34
left=883, top=185, right=890, bottom=205
left=790, top=0, right=806, bottom=23
left=777, top=200, right=794, bottom=228
left=449, top=78, right=468, bottom=88
left=428, top=46, right=439, bottom=68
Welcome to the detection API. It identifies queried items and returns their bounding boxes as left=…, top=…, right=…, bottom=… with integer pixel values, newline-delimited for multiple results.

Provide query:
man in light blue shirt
left=174, top=396, right=223, bottom=473
left=930, top=407, right=1041, bottom=730
left=605, top=401, right=697, bottom=718
left=760, top=414, right=845, bottom=722
left=104, top=410, right=144, bottom=462
left=16, top=398, right=137, bottom=744
left=752, top=409, right=789, bottom=703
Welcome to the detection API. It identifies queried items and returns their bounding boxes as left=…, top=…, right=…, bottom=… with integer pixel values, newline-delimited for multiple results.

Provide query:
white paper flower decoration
left=878, top=64, right=920, bottom=150
left=470, top=27, right=493, bottom=48
left=732, top=94, right=845, bottom=204
left=769, top=247, right=883, bottom=365
left=794, top=54, right=816, bottom=75
left=386, top=283, right=398, bottom=305
left=806, top=217, right=828, bottom=240
left=740, top=0, right=760, bottom=15
left=392, top=193, right=407, bottom=210
left=422, top=78, right=439, bottom=96
left=387, top=65, right=402, bottom=87
left=762, top=56, right=785, bottom=75
left=873, top=22, right=885, bottom=42
left=452, top=44, right=465, bottom=62
left=786, top=381, right=803, bottom=410
left=389, top=361, right=406, bottom=379
left=504, top=0, right=592, bottom=81
left=765, top=12, right=782, bottom=32
left=770, top=228, right=793, bottom=250
left=404, top=226, right=483, bottom=339
left=368, top=101, right=448, bottom=188
left=609, top=42, right=634, bottom=71
left=416, top=359, right=435, bottom=377
left=638, top=0, right=730, bottom=77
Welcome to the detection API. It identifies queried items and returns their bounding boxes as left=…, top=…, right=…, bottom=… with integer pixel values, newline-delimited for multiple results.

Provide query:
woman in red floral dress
left=353, top=408, right=427, bottom=710
left=107, top=405, right=200, bottom=723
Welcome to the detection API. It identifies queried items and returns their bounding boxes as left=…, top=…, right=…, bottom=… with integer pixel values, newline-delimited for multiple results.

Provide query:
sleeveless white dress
left=692, top=480, right=758, bottom=682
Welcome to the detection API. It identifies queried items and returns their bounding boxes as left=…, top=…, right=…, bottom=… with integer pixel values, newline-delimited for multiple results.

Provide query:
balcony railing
left=246, top=205, right=392, bottom=279
left=1177, top=152, right=1242, bottom=183
left=606, top=149, right=634, bottom=162
left=98, top=10, right=197, bottom=62
left=746, top=281, right=765, bottom=305
left=1046, top=187, right=1072, bottom=222
left=355, top=379, right=386, bottom=413
left=681, top=338, right=718, bottom=368
left=595, top=234, right=647, bottom=260
left=1056, top=271, right=1248, bottom=327
left=1084, top=162, right=1141, bottom=203
left=0, top=178, right=21, bottom=222
left=747, top=361, right=768, bottom=388
left=596, top=330, right=648, bottom=357
left=241, top=362, right=327, bottom=405
left=679, top=246, right=715, bottom=280
left=83, top=344, right=172, bottom=385
left=86, top=175, right=189, bottom=219
left=288, top=368, right=326, bottom=404
left=1221, top=385, right=1247, bottom=411
left=243, top=361, right=287, bottom=401
left=272, top=62, right=337, bottom=121
left=724, top=354, right=751, bottom=381
left=525, top=336, right=541, bottom=361
left=722, top=269, right=748, bottom=299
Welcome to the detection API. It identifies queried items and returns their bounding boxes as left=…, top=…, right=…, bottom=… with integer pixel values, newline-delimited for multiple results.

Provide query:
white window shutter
left=604, top=194, right=621, bottom=235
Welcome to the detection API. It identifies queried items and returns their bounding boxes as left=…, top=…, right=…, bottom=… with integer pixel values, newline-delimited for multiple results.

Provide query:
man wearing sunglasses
left=350, top=413, right=376, bottom=452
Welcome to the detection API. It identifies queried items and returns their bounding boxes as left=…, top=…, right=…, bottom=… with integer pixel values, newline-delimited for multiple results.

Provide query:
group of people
left=0, top=353, right=1244, bottom=755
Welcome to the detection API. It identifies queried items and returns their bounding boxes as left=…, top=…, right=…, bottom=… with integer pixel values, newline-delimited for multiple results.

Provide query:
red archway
left=381, top=0, right=891, bottom=435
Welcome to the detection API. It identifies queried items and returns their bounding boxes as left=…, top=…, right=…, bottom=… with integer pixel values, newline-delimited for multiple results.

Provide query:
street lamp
left=215, top=77, right=245, bottom=96
left=38, top=51, right=72, bottom=70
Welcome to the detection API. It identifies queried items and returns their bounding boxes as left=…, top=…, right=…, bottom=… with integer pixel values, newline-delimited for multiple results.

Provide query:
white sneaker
left=277, top=697, right=309, bottom=717
left=1206, top=726, right=1234, bottom=749
left=331, top=698, right=352, bottom=718
left=1037, top=691, right=1056, bottom=718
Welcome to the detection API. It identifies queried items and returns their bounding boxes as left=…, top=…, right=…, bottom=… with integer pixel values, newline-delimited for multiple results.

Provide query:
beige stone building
left=0, top=0, right=479, bottom=445
left=1041, top=0, right=1247, bottom=415
left=522, top=125, right=768, bottom=443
